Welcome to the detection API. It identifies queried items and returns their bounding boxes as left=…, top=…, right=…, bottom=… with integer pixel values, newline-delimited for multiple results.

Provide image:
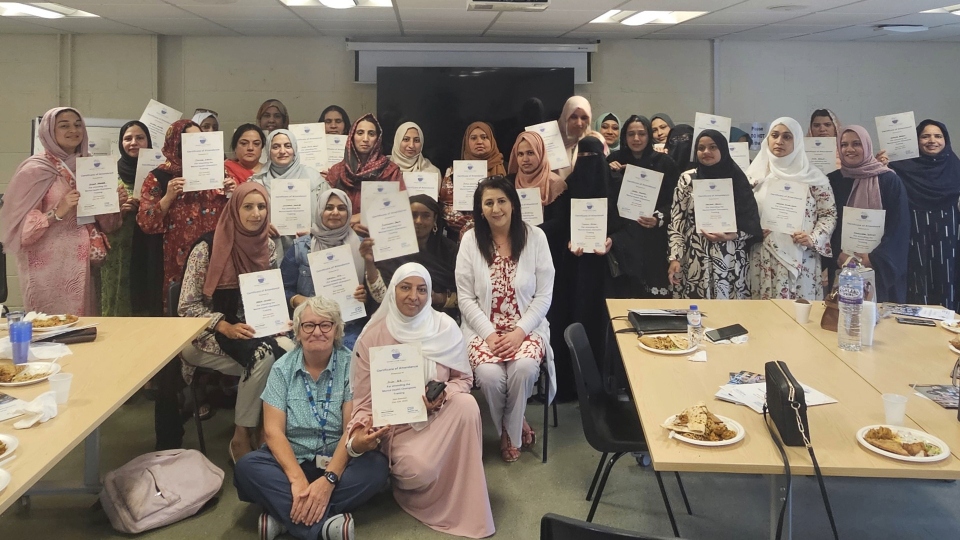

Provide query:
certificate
left=517, top=188, right=543, bottom=226
left=804, top=137, right=837, bottom=174
left=841, top=207, right=886, bottom=254
left=139, top=99, right=182, bottom=147
left=182, top=131, right=224, bottom=192
left=452, top=160, right=486, bottom=212
left=360, top=181, right=400, bottom=227
left=133, top=148, right=166, bottom=198
left=270, top=179, right=311, bottom=236
left=729, top=142, right=751, bottom=172
left=326, top=134, right=347, bottom=167
left=75, top=156, right=120, bottom=217
left=692, top=178, right=737, bottom=233
left=366, top=191, right=419, bottom=262
left=760, top=179, right=807, bottom=234
left=369, top=343, right=428, bottom=427
left=308, top=245, right=366, bottom=322
left=238, top=269, right=291, bottom=338
left=85, top=126, right=119, bottom=157
left=875, top=112, right=919, bottom=162
left=570, top=198, right=607, bottom=252
left=691, top=113, right=732, bottom=160
left=617, top=165, right=663, bottom=220
left=289, top=123, right=327, bottom=172
left=525, top=120, right=571, bottom=170
left=403, top=171, right=440, bottom=201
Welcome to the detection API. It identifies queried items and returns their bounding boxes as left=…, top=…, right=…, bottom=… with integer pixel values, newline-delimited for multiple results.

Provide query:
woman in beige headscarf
left=389, top=121, right=441, bottom=175
left=556, top=96, right=606, bottom=180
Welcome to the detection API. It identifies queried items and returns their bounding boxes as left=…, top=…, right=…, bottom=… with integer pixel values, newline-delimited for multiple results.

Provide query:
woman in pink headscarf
left=1, top=107, right=125, bottom=315
left=556, top=96, right=607, bottom=180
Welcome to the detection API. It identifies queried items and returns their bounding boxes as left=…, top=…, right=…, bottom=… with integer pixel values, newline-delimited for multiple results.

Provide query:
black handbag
left=627, top=311, right=688, bottom=335
left=763, top=360, right=839, bottom=540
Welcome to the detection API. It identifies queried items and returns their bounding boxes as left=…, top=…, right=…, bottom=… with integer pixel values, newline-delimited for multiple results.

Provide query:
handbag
left=763, top=360, right=839, bottom=540
left=88, top=225, right=110, bottom=265
left=820, top=290, right=839, bottom=332
left=605, top=251, right=622, bottom=278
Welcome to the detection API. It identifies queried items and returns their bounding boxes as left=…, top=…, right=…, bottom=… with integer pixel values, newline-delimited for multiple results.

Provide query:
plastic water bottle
left=687, top=305, right=704, bottom=348
left=838, top=261, right=863, bottom=351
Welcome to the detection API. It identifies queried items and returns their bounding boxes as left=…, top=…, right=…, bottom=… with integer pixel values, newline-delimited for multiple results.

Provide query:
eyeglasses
left=300, top=321, right=335, bottom=334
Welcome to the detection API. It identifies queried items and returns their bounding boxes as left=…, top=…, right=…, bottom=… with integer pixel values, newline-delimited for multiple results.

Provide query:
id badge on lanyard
left=303, top=364, right=335, bottom=469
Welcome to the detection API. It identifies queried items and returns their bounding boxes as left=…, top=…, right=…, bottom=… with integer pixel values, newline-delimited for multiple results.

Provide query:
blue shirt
left=261, top=344, right=353, bottom=463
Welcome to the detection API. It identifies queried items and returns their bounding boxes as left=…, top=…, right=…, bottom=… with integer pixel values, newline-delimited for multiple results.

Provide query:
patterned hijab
left=837, top=125, right=890, bottom=210
left=203, top=182, right=272, bottom=297
left=461, top=121, right=505, bottom=176
left=507, top=131, right=565, bottom=205
left=390, top=121, right=440, bottom=174
left=156, top=119, right=200, bottom=177
left=336, top=114, right=394, bottom=187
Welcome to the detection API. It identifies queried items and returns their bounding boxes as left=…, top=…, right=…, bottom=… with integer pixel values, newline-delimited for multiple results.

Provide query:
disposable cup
left=48, top=373, right=73, bottom=405
left=793, top=299, right=812, bottom=324
left=882, top=393, right=908, bottom=426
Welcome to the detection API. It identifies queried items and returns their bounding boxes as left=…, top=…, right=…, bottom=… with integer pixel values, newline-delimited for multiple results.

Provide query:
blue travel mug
left=10, top=320, right=32, bottom=365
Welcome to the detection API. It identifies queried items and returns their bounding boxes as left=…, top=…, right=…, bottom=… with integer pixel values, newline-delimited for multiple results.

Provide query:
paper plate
left=0, top=433, right=18, bottom=462
left=0, top=468, right=10, bottom=494
left=856, top=425, right=950, bottom=463
left=941, top=320, right=960, bottom=334
left=0, top=362, right=62, bottom=387
left=663, top=414, right=745, bottom=447
left=638, top=340, right=698, bottom=356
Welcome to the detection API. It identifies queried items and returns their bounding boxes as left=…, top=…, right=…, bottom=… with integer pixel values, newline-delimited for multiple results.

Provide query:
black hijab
left=566, top=136, right=609, bottom=200
left=116, top=120, right=152, bottom=187
left=694, top=129, right=762, bottom=239
left=667, top=124, right=695, bottom=174
left=890, top=119, right=960, bottom=212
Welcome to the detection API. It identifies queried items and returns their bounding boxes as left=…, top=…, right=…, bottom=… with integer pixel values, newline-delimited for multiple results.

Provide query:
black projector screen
left=376, top=67, right=575, bottom=173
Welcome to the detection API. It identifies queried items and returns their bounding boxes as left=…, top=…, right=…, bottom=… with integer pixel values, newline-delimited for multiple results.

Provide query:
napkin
left=688, top=350, right=707, bottom=362
left=0, top=339, right=73, bottom=360
left=12, top=391, right=58, bottom=429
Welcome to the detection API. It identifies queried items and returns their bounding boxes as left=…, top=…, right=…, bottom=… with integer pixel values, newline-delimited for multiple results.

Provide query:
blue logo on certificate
left=383, top=200, right=391, bottom=207
left=93, top=160, right=101, bottom=168
left=257, top=276, right=265, bottom=284
left=199, top=137, right=207, bottom=144
left=326, top=253, right=334, bottom=261
left=304, top=126, right=311, bottom=133
left=391, top=349, right=401, bottom=359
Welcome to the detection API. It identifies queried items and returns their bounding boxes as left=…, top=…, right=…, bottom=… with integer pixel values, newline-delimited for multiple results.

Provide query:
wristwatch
left=324, top=471, right=339, bottom=486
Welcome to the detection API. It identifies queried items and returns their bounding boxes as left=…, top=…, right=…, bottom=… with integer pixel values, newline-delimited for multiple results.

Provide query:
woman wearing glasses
left=234, top=295, right=390, bottom=540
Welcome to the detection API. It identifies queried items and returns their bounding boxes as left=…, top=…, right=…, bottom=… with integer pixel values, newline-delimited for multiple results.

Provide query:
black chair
left=167, top=281, right=207, bottom=455
left=541, top=513, right=690, bottom=540
left=531, top=360, right=559, bottom=463
left=563, top=323, right=690, bottom=536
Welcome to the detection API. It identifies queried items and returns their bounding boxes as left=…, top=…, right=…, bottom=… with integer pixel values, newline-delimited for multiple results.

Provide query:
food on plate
left=662, top=402, right=737, bottom=442
left=26, top=312, right=79, bottom=329
left=0, top=364, right=51, bottom=383
left=639, top=334, right=690, bottom=351
left=951, top=337, right=960, bottom=350
left=0, top=440, right=6, bottom=455
left=864, top=426, right=942, bottom=457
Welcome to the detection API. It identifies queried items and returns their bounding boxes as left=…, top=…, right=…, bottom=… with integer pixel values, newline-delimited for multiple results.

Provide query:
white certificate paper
left=525, top=120, right=571, bottom=170
left=133, top=148, right=166, bottom=199
left=841, top=207, right=886, bottom=254
left=308, top=245, right=366, bottom=322
left=369, top=343, right=428, bottom=427
left=804, top=137, right=837, bottom=175
left=289, top=123, right=327, bottom=172
left=617, top=165, right=663, bottom=220
left=875, top=112, right=919, bottom=163
left=691, top=113, right=732, bottom=160
left=517, top=188, right=543, bottom=226
left=692, top=178, right=737, bottom=233
left=270, top=179, right=311, bottom=236
left=238, top=269, right=291, bottom=338
left=85, top=126, right=119, bottom=157
left=452, top=160, right=486, bottom=212
left=326, top=134, right=346, bottom=167
left=360, top=181, right=400, bottom=227
left=182, top=131, right=224, bottom=192
left=760, top=180, right=807, bottom=234
left=75, top=156, right=120, bottom=217
left=570, top=198, right=607, bottom=252
left=729, top=142, right=751, bottom=172
left=403, top=171, right=440, bottom=201
left=139, top=99, right=182, bottom=147
left=366, top=191, right=419, bottom=262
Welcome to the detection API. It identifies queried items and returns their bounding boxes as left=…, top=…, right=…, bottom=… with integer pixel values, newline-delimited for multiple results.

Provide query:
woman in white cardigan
left=456, top=176, right=556, bottom=462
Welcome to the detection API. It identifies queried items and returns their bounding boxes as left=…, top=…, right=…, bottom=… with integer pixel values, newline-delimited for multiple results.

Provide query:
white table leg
left=768, top=474, right=792, bottom=540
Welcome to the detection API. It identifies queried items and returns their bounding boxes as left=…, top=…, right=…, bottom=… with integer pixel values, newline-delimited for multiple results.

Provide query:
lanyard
left=301, top=355, right=336, bottom=455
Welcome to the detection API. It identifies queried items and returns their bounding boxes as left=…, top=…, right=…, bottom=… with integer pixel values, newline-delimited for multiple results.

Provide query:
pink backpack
left=99, top=449, right=224, bottom=533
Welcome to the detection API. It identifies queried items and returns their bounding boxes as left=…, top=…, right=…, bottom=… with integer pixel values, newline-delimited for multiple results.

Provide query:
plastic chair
left=540, top=513, right=689, bottom=540
left=563, top=323, right=690, bottom=536
left=167, top=281, right=207, bottom=455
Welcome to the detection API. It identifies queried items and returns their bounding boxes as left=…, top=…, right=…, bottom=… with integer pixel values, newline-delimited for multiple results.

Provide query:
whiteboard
left=31, top=116, right=129, bottom=158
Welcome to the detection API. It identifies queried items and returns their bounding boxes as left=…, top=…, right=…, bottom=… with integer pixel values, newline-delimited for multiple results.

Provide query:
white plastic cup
left=48, top=373, right=73, bottom=405
left=861, top=301, right=877, bottom=346
left=882, top=393, right=908, bottom=426
left=793, top=299, right=812, bottom=324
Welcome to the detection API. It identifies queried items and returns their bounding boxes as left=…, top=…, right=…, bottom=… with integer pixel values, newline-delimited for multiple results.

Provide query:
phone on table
left=705, top=324, right=749, bottom=342
left=895, top=317, right=936, bottom=327
left=425, top=380, right=447, bottom=402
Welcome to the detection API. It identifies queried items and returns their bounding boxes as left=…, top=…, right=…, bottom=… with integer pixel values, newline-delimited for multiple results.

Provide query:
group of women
left=3, top=96, right=959, bottom=539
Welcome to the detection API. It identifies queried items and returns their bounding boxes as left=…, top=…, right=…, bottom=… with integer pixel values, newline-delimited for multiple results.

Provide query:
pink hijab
left=1, top=107, right=89, bottom=254
left=838, top=125, right=890, bottom=210
left=507, top=131, right=565, bottom=205
left=559, top=96, right=594, bottom=149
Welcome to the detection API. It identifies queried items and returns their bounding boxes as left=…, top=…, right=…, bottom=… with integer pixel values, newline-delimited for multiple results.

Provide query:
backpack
left=99, top=449, right=224, bottom=533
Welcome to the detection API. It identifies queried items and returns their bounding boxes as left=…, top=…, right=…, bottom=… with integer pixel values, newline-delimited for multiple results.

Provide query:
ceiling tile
left=112, top=18, right=237, bottom=35
left=0, top=17, right=61, bottom=33
left=618, top=0, right=741, bottom=11
left=398, top=8, right=495, bottom=22
left=822, top=0, right=950, bottom=15
left=176, top=5, right=302, bottom=21
left=646, top=24, right=760, bottom=37
left=787, top=25, right=885, bottom=41
left=222, top=20, right=318, bottom=36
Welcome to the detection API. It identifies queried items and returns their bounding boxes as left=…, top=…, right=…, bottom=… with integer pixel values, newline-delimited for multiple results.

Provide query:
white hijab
left=747, top=116, right=830, bottom=278
left=389, top=121, right=441, bottom=175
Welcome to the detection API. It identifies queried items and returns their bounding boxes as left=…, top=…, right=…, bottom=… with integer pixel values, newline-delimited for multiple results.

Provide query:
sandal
left=500, top=432, right=520, bottom=463
left=521, top=425, right=537, bottom=450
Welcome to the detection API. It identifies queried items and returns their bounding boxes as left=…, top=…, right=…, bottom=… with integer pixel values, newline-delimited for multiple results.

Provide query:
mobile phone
left=706, top=324, right=749, bottom=342
left=425, top=380, right=447, bottom=402
left=896, top=317, right=936, bottom=327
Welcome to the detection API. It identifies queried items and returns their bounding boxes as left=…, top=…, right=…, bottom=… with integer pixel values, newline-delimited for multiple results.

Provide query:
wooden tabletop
left=0, top=317, right=208, bottom=513
left=608, top=299, right=960, bottom=480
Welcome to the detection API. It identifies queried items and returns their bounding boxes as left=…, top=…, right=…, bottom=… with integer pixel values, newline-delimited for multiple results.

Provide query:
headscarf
left=507, top=131, right=565, bottom=205
left=890, top=119, right=960, bottom=212
left=254, top=129, right=320, bottom=182
left=747, top=117, right=830, bottom=277
left=389, top=121, right=440, bottom=174
left=666, top=124, right=695, bottom=173
left=559, top=96, right=594, bottom=149
left=651, top=113, right=675, bottom=129
left=256, top=99, right=289, bottom=130
left=191, top=110, right=218, bottom=129
left=565, top=136, right=609, bottom=200
left=311, top=189, right=364, bottom=282
left=461, top=121, right=505, bottom=176
left=594, top=112, right=621, bottom=152
left=332, top=114, right=395, bottom=187
left=156, top=119, right=200, bottom=178
left=202, top=182, right=272, bottom=297
left=694, top=129, right=762, bottom=239
left=319, top=105, right=350, bottom=133
left=807, top=109, right=841, bottom=137
left=730, top=127, right=750, bottom=144
left=837, top=125, right=890, bottom=210
left=117, top=120, right=153, bottom=187
left=1, top=107, right=89, bottom=254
